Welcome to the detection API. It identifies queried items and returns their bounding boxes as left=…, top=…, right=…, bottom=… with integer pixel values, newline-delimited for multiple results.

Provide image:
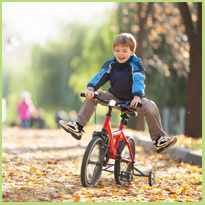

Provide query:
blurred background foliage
left=2, top=2, right=201, bottom=137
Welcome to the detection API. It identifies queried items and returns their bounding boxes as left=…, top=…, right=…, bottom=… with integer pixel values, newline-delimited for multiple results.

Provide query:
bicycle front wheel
left=81, top=136, right=104, bottom=187
left=114, top=136, right=135, bottom=185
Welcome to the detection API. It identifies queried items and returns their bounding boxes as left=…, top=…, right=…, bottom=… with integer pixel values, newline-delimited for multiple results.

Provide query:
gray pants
left=77, top=91, right=166, bottom=141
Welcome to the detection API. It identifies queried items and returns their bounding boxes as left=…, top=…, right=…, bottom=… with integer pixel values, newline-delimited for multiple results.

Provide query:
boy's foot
left=154, top=136, right=177, bottom=153
left=59, top=120, right=84, bottom=140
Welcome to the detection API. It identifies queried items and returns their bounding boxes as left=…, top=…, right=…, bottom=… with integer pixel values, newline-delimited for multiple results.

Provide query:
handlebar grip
left=80, top=93, right=98, bottom=98
left=137, top=103, right=143, bottom=108
left=80, top=93, right=86, bottom=97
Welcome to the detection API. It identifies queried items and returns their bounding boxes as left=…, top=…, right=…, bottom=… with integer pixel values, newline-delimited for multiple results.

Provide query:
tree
left=114, top=2, right=201, bottom=137
left=178, top=2, right=202, bottom=138
left=134, top=2, right=153, bottom=131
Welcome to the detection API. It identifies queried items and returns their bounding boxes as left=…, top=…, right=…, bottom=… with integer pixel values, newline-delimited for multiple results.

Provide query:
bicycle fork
left=92, top=131, right=110, bottom=166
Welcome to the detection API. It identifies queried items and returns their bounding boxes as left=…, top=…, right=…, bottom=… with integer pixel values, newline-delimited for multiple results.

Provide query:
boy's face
left=113, top=45, right=134, bottom=63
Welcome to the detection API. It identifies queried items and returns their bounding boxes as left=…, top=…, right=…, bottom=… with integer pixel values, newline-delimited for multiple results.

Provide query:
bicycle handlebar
left=80, top=93, right=142, bottom=113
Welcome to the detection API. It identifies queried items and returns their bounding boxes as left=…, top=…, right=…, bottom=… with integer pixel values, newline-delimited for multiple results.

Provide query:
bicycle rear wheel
left=114, top=136, right=135, bottom=185
left=81, top=136, right=104, bottom=187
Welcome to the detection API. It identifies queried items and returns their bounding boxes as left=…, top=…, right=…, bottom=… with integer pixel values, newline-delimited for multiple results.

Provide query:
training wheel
left=148, top=170, right=155, bottom=186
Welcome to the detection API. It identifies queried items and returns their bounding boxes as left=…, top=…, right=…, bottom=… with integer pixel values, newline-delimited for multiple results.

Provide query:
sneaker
left=59, top=120, right=84, bottom=140
left=154, top=136, right=177, bottom=153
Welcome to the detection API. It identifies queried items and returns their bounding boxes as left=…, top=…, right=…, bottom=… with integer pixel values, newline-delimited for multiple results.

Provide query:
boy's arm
left=87, top=60, right=113, bottom=91
left=131, top=57, right=146, bottom=98
left=132, top=71, right=145, bottom=97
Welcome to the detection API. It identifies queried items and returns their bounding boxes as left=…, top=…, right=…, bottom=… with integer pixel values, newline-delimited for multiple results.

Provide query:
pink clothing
left=17, top=100, right=34, bottom=120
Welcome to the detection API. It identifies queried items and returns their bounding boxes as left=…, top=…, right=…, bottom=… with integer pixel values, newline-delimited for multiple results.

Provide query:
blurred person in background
left=31, top=107, right=46, bottom=129
left=17, top=91, right=34, bottom=128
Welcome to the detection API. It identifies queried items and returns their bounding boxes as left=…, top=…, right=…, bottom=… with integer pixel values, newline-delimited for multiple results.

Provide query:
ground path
left=2, top=127, right=202, bottom=202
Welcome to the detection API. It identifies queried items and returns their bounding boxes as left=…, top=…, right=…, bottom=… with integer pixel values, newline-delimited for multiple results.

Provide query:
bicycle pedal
left=121, top=177, right=128, bottom=181
left=121, top=172, right=133, bottom=182
left=121, top=174, right=129, bottom=181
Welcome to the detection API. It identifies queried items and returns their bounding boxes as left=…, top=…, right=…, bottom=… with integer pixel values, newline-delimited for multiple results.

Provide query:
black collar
left=116, top=56, right=133, bottom=69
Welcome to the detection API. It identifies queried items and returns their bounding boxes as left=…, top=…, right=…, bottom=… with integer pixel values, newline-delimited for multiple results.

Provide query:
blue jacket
left=87, top=55, right=146, bottom=101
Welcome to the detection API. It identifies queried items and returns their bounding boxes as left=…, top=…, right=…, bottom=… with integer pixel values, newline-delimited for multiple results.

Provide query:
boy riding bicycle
left=60, top=33, right=177, bottom=154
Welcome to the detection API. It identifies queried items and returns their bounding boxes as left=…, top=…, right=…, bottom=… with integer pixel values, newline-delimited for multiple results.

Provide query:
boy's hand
left=85, top=89, right=94, bottom=99
left=130, top=96, right=141, bottom=108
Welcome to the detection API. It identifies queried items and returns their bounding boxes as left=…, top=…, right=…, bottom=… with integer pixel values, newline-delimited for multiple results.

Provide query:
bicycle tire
left=81, top=136, right=104, bottom=187
left=114, top=136, right=135, bottom=185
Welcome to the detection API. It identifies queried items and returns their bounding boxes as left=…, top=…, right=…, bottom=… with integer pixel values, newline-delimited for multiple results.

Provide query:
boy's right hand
left=85, top=89, right=94, bottom=99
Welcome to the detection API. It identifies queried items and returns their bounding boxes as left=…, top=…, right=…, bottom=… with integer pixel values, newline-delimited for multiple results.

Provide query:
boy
left=60, top=33, right=177, bottom=153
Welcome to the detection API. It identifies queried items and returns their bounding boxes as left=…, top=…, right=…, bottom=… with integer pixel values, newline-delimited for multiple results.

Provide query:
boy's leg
left=60, top=91, right=120, bottom=140
left=77, top=91, right=121, bottom=126
left=138, top=98, right=177, bottom=153
left=138, top=98, right=166, bottom=141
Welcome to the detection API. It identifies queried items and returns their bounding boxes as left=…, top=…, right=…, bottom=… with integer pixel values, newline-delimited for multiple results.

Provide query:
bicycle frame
left=80, top=93, right=155, bottom=186
left=102, top=112, right=134, bottom=163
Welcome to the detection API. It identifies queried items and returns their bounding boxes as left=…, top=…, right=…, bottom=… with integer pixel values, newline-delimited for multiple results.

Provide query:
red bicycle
left=80, top=93, right=155, bottom=187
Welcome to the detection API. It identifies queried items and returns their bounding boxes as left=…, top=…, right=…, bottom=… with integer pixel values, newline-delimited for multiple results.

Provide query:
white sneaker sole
left=156, top=136, right=177, bottom=153
left=59, top=120, right=82, bottom=140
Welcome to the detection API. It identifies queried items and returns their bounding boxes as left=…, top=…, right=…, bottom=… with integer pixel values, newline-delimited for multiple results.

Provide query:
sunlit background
left=2, top=2, right=116, bottom=128
left=2, top=2, right=202, bottom=138
left=3, top=2, right=116, bottom=44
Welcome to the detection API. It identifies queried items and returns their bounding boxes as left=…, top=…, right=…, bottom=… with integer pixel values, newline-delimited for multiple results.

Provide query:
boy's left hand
left=130, top=96, right=141, bottom=108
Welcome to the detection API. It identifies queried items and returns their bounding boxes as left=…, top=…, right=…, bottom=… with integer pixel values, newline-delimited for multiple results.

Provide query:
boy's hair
left=113, top=33, right=137, bottom=52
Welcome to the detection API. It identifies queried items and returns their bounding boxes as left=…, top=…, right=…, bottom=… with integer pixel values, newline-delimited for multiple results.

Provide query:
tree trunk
left=178, top=2, right=202, bottom=138
left=135, top=2, right=152, bottom=131
left=185, top=42, right=202, bottom=138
